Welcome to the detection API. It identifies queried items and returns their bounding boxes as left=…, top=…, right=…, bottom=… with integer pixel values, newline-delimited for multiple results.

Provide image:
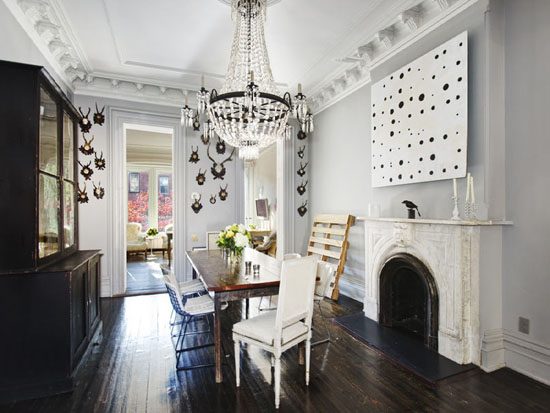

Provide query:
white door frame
left=108, top=107, right=186, bottom=296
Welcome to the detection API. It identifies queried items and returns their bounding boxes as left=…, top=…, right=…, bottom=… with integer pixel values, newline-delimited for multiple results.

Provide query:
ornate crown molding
left=308, top=0, right=486, bottom=115
left=5, top=0, right=486, bottom=110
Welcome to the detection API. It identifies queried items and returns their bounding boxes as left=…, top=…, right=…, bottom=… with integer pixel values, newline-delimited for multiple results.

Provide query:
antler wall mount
left=78, top=107, right=92, bottom=133
left=207, top=144, right=235, bottom=180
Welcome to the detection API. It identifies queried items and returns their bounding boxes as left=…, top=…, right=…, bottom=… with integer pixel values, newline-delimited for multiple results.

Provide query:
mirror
left=244, top=144, right=277, bottom=255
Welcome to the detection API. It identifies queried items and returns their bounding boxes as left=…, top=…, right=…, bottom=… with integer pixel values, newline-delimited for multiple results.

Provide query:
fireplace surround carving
left=360, top=217, right=511, bottom=366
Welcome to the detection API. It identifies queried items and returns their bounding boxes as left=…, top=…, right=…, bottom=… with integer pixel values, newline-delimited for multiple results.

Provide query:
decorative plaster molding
left=309, top=0, right=487, bottom=115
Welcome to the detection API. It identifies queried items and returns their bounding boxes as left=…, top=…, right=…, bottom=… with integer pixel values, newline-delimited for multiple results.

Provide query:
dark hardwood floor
left=126, top=255, right=168, bottom=295
left=4, top=294, right=550, bottom=412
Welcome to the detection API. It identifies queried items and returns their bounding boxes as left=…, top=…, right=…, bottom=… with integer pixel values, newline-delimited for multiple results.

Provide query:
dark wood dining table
left=186, top=248, right=281, bottom=383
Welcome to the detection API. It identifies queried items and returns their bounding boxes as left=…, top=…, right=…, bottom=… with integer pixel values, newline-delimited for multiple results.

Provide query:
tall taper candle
left=453, top=178, right=458, bottom=198
left=470, top=175, right=475, bottom=203
left=465, top=173, right=471, bottom=202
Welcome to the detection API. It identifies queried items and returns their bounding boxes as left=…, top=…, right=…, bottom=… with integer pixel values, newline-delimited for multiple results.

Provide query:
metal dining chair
left=233, top=255, right=318, bottom=409
left=163, top=277, right=216, bottom=371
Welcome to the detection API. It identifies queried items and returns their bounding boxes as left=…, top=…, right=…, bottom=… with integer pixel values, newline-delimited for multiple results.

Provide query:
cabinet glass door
left=63, top=181, right=75, bottom=248
left=38, top=174, right=60, bottom=258
left=39, top=87, right=58, bottom=175
left=63, top=112, right=74, bottom=180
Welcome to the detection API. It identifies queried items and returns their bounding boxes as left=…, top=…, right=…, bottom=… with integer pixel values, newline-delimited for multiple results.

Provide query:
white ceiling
left=58, top=0, right=412, bottom=92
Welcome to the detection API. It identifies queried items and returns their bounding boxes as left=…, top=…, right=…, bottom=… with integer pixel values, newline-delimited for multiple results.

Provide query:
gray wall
left=308, top=3, right=498, bottom=299
left=503, top=0, right=550, bottom=378
left=74, top=94, right=240, bottom=296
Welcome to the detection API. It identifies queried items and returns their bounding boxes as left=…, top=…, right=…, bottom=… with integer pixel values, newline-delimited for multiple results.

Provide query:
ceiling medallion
left=184, top=0, right=313, bottom=160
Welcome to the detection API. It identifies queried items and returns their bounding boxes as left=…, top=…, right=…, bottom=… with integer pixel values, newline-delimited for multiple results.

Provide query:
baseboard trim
left=503, top=330, right=550, bottom=386
left=480, top=329, right=505, bottom=372
left=338, top=277, right=364, bottom=302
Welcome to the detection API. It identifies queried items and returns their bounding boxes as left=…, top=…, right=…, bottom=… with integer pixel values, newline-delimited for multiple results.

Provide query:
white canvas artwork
left=371, top=31, right=468, bottom=187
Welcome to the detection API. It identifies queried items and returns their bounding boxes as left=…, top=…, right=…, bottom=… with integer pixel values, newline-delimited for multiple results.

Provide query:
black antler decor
left=297, top=200, right=308, bottom=217
left=196, top=169, right=206, bottom=185
left=215, top=137, right=226, bottom=154
left=78, top=160, right=94, bottom=180
left=191, top=194, right=203, bottom=214
left=189, top=146, right=200, bottom=163
left=297, top=130, right=307, bottom=140
left=207, top=144, right=235, bottom=180
left=297, top=180, right=308, bottom=196
left=209, top=194, right=217, bottom=204
left=93, top=103, right=105, bottom=126
left=219, top=184, right=229, bottom=201
left=78, top=107, right=92, bottom=133
left=192, top=114, right=201, bottom=131
left=297, top=145, right=305, bottom=159
left=297, top=161, right=309, bottom=177
left=92, top=182, right=105, bottom=199
left=79, top=135, right=94, bottom=155
left=77, top=183, right=89, bottom=204
left=94, top=151, right=106, bottom=170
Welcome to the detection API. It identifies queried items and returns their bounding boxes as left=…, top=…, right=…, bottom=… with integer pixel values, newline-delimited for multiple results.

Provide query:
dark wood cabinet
left=0, top=61, right=102, bottom=403
left=0, top=60, right=79, bottom=274
left=0, top=251, right=102, bottom=403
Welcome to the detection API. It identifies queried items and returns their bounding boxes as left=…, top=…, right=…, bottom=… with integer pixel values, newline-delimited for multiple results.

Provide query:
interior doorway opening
left=125, top=124, right=173, bottom=295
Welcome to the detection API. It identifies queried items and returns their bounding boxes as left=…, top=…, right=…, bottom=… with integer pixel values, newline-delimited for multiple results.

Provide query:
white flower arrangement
left=216, top=223, right=251, bottom=255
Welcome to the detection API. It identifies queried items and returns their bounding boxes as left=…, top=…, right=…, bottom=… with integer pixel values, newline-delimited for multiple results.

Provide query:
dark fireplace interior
left=379, top=254, right=439, bottom=351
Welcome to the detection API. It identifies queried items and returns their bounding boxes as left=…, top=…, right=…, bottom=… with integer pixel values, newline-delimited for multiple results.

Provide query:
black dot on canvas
left=458, top=76, right=463, bottom=82
left=431, top=105, right=436, bottom=110
left=443, top=83, right=449, bottom=91
left=399, top=160, right=404, bottom=166
left=457, top=148, right=462, bottom=152
left=390, top=131, right=394, bottom=137
left=429, top=137, right=434, bottom=142
left=435, top=54, right=439, bottom=59
left=456, top=60, right=461, bottom=65
left=390, top=109, right=394, bottom=115
left=429, top=170, right=434, bottom=175
left=430, top=154, right=436, bottom=161
left=419, top=93, right=425, bottom=101
left=399, top=88, right=402, bottom=94
left=400, top=73, right=404, bottom=79
left=446, top=99, right=451, bottom=104
left=442, top=168, right=447, bottom=173
left=454, top=165, right=459, bottom=169
left=399, top=101, right=404, bottom=109
left=443, top=134, right=448, bottom=139
left=398, top=174, right=402, bottom=180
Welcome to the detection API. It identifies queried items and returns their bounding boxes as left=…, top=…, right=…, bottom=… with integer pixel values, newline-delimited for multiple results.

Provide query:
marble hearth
left=358, top=217, right=512, bottom=368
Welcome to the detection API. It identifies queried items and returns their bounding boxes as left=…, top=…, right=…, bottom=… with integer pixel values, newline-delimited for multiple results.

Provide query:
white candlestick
left=453, top=178, right=457, bottom=199
left=201, top=74, right=205, bottom=88
left=470, top=175, right=475, bottom=204
left=465, top=173, right=471, bottom=202
left=298, top=83, right=303, bottom=94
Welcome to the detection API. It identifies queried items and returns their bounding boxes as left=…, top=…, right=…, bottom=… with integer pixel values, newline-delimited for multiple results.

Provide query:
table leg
left=192, top=267, right=197, bottom=280
left=245, top=298, right=249, bottom=319
left=214, top=295, right=223, bottom=383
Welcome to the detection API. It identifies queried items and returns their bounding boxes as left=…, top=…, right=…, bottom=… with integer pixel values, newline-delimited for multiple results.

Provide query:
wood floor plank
left=4, top=294, right=549, bottom=413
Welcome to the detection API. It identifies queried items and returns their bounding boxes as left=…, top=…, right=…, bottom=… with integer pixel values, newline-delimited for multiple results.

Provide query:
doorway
left=125, top=127, right=173, bottom=295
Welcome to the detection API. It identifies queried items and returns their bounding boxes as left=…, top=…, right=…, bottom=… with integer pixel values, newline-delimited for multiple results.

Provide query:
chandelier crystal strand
left=207, top=0, right=312, bottom=159
left=181, top=93, right=194, bottom=127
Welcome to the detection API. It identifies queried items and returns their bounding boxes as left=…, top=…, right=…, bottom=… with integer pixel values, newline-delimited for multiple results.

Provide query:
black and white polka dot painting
left=371, top=31, right=468, bottom=187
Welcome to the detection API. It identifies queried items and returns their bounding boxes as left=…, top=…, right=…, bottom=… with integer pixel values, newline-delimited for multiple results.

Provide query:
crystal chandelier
left=200, top=0, right=311, bottom=160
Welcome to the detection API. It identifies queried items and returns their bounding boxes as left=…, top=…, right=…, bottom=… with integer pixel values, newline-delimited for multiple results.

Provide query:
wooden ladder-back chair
left=307, top=214, right=356, bottom=300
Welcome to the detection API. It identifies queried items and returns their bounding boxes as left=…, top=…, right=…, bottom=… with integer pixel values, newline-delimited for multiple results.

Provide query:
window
left=127, top=169, right=172, bottom=231
left=157, top=174, right=172, bottom=230
left=128, top=171, right=149, bottom=228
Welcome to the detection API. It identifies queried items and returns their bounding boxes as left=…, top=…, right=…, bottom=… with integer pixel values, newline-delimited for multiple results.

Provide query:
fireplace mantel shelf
left=356, top=217, right=513, bottom=226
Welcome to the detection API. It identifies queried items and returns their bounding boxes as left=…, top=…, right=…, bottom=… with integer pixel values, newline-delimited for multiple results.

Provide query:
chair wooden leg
left=234, top=340, right=240, bottom=387
left=274, top=356, right=281, bottom=409
left=305, top=338, right=311, bottom=386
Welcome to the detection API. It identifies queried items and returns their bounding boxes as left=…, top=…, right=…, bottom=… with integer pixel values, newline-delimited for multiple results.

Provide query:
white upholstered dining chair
left=312, top=261, right=337, bottom=346
left=258, top=253, right=302, bottom=311
left=233, top=255, right=318, bottom=409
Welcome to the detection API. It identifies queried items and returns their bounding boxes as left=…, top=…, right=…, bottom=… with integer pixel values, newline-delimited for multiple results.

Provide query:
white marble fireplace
left=359, top=217, right=511, bottom=368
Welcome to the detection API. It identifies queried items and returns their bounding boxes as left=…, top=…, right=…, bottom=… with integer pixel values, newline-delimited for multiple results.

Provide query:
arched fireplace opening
left=379, top=253, right=439, bottom=351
